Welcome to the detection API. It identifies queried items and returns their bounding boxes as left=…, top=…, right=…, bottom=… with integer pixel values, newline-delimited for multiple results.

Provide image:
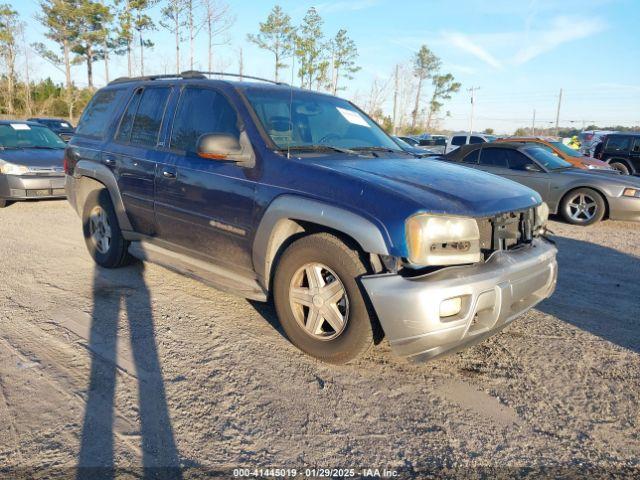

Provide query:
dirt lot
left=0, top=199, right=639, bottom=478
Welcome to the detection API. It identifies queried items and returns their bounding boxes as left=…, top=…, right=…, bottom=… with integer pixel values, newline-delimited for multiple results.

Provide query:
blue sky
left=12, top=0, right=640, bottom=132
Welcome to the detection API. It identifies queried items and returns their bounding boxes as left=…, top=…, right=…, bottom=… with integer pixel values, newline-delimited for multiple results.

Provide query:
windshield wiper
left=29, top=145, right=64, bottom=150
left=351, top=146, right=403, bottom=154
left=281, top=145, right=359, bottom=155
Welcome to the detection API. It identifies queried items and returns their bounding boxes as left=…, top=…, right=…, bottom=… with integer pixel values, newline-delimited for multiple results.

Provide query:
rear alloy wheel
left=273, top=233, right=376, bottom=364
left=609, top=161, right=630, bottom=175
left=82, top=188, right=133, bottom=268
left=560, top=188, right=606, bottom=226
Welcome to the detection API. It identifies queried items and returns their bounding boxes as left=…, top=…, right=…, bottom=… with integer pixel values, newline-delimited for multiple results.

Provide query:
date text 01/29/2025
left=232, top=468, right=399, bottom=477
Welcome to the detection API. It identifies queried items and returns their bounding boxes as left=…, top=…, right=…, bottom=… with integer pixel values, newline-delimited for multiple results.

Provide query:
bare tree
left=0, top=3, right=20, bottom=115
left=200, top=0, right=234, bottom=72
left=160, top=0, right=185, bottom=74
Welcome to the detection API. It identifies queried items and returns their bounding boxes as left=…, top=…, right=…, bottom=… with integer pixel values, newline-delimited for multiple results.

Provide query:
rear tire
left=560, top=188, right=606, bottom=226
left=273, top=233, right=375, bottom=364
left=0, top=198, right=9, bottom=208
left=609, top=161, right=630, bottom=175
left=82, top=188, right=133, bottom=268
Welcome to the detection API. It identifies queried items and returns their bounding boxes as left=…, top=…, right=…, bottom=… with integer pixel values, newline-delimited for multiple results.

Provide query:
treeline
left=0, top=1, right=461, bottom=132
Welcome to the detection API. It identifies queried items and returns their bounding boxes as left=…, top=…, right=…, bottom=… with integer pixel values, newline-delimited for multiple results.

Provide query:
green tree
left=295, top=7, right=326, bottom=90
left=115, top=0, right=135, bottom=76
left=411, top=45, right=440, bottom=130
left=330, top=28, right=360, bottom=95
left=0, top=3, right=20, bottom=114
left=71, top=0, right=112, bottom=88
left=425, top=73, right=460, bottom=130
left=483, top=128, right=495, bottom=134
left=132, top=0, right=156, bottom=75
left=160, top=0, right=186, bottom=74
left=247, top=5, right=294, bottom=83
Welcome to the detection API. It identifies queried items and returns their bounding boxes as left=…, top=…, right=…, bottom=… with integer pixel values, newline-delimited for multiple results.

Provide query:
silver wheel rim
left=567, top=193, right=598, bottom=222
left=612, top=163, right=628, bottom=175
left=289, top=263, right=349, bottom=341
left=89, top=206, right=112, bottom=254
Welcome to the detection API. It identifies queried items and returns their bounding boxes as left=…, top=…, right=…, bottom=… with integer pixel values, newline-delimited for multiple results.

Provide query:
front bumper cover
left=361, top=238, right=557, bottom=361
left=0, top=173, right=66, bottom=200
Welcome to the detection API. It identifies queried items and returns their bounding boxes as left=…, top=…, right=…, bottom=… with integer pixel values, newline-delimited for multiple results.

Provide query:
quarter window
left=129, top=87, right=171, bottom=147
left=75, top=88, right=128, bottom=139
left=170, top=87, right=239, bottom=153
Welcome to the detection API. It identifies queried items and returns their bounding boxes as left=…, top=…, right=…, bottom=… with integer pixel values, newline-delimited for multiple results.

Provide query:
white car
left=445, top=132, right=497, bottom=154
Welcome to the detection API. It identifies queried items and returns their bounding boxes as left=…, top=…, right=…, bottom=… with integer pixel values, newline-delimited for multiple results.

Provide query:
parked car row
left=2, top=73, right=639, bottom=365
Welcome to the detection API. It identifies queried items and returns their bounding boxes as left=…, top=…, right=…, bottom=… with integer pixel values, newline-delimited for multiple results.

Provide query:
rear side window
left=115, top=89, right=142, bottom=143
left=469, top=136, right=484, bottom=144
left=632, top=138, right=640, bottom=153
left=451, top=136, right=465, bottom=146
left=129, top=87, right=171, bottom=147
left=478, top=147, right=508, bottom=167
left=76, top=88, right=127, bottom=139
left=170, top=87, right=239, bottom=153
left=462, top=149, right=479, bottom=164
left=605, top=136, right=630, bottom=152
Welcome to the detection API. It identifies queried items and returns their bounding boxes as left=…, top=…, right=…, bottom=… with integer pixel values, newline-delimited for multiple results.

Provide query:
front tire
left=560, top=188, right=606, bottom=226
left=273, top=233, right=375, bottom=364
left=0, top=198, right=9, bottom=208
left=82, top=188, right=133, bottom=268
left=609, top=161, right=630, bottom=175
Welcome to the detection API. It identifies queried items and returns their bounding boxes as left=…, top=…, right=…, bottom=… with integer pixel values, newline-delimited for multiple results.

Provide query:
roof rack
left=108, top=70, right=287, bottom=86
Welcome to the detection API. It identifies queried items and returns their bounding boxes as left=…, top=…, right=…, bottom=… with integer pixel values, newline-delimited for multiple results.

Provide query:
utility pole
left=532, top=109, right=536, bottom=136
left=239, top=47, right=244, bottom=81
left=392, top=65, right=399, bottom=135
left=554, top=88, right=563, bottom=136
left=467, top=86, right=480, bottom=143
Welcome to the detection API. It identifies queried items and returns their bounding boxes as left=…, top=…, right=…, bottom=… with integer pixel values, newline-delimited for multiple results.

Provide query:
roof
left=502, top=136, right=559, bottom=142
left=0, top=120, right=47, bottom=127
left=27, top=117, right=68, bottom=122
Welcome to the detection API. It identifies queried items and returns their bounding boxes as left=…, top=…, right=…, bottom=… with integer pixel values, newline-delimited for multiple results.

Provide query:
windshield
left=525, top=146, right=573, bottom=170
left=243, top=88, right=401, bottom=152
left=393, top=137, right=413, bottom=149
left=550, top=141, right=583, bottom=158
left=0, top=124, right=66, bottom=149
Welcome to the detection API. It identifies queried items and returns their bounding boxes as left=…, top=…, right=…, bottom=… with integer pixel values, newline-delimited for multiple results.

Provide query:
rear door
left=155, top=85, right=257, bottom=273
left=106, top=86, right=172, bottom=235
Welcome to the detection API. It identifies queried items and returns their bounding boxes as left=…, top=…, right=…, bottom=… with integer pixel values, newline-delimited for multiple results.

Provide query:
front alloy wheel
left=289, top=263, right=349, bottom=341
left=561, top=188, right=606, bottom=226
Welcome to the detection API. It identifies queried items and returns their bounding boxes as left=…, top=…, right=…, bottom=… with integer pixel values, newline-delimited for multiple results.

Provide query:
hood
left=310, top=156, right=542, bottom=216
left=0, top=148, right=65, bottom=169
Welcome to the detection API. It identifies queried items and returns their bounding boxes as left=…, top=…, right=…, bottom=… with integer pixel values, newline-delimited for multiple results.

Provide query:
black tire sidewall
left=561, top=188, right=606, bottom=226
left=610, top=162, right=630, bottom=175
left=82, top=189, right=130, bottom=268
left=273, top=234, right=374, bottom=364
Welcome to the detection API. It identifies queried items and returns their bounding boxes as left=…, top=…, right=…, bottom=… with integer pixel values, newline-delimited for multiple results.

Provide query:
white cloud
left=513, top=16, right=607, bottom=65
left=442, top=32, right=503, bottom=69
left=316, top=0, right=380, bottom=14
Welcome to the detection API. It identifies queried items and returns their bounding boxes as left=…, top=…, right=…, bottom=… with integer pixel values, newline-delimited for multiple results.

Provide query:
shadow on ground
left=537, top=235, right=640, bottom=353
left=77, top=264, right=182, bottom=479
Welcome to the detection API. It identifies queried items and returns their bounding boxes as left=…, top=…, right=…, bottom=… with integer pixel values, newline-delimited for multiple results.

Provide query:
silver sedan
left=442, top=142, right=640, bottom=225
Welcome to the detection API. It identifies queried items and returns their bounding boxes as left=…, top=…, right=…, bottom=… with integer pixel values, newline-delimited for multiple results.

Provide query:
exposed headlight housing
left=406, top=214, right=481, bottom=266
left=623, top=188, right=640, bottom=198
left=0, top=161, right=29, bottom=175
left=534, top=202, right=549, bottom=233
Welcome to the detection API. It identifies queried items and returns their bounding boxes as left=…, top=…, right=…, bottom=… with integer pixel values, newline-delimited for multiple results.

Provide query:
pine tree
left=72, top=0, right=112, bottom=88
left=411, top=45, right=440, bottom=130
left=294, top=7, right=325, bottom=90
left=160, top=0, right=186, bottom=74
left=425, top=73, right=460, bottom=130
left=247, top=5, right=294, bottom=83
left=331, top=29, right=360, bottom=95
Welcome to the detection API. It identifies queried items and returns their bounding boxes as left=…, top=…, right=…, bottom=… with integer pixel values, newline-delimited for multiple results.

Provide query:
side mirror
left=196, top=131, right=255, bottom=168
left=524, top=163, right=541, bottom=172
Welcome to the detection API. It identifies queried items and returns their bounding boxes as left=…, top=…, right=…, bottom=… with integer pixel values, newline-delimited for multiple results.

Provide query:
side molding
left=253, top=195, right=390, bottom=290
left=73, top=160, right=133, bottom=231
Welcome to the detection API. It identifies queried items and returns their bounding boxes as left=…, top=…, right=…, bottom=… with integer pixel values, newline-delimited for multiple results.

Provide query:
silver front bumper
left=0, top=173, right=66, bottom=200
left=362, top=238, right=558, bottom=361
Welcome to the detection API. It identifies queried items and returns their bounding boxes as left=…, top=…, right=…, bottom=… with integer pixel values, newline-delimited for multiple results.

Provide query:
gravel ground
left=0, top=199, right=638, bottom=479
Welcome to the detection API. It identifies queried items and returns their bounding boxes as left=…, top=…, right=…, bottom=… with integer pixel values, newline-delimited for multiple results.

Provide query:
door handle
left=103, top=156, right=116, bottom=167
left=162, top=170, right=176, bottom=179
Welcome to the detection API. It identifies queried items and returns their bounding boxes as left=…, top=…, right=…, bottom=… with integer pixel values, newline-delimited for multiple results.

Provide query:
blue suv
left=65, top=71, right=557, bottom=364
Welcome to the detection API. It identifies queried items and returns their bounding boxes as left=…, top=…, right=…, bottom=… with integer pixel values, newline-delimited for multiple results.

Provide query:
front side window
left=0, top=124, right=66, bottom=149
left=632, top=138, right=640, bottom=153
left=469, top=136, right=484, bottom=144
left=506, top=150, right=536, bottom=170
left=605, top=136, right=630, bottom=152
left=462, top=149, right=480, bottom=164
left=76, top=88, right=128, bottom=139
left=129, top=87, right=171, bottom=147
left=451, top=136, right=465, bottom=146
left=242, top=87, right=400, bottom=153
left=170, top=87, right=239, bottom=153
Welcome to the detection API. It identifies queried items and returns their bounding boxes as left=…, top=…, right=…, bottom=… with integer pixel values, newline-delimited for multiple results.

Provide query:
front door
left=155, top=86, right=257, bottom=273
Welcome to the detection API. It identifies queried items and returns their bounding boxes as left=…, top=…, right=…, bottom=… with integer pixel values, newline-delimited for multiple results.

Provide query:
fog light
left=440, top=297, right=462, bottom=318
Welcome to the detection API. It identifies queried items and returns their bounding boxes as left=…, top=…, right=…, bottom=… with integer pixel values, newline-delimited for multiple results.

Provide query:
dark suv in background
left=596, top=133, right=640, bottom=175
left=28, top=117, right=75, bottom=142
left=64, top=71, right=557, bottom=364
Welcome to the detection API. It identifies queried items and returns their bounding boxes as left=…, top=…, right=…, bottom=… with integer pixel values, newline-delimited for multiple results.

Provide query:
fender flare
left=252, top=195, right=391, bottom=290
left=73, top=160, right=133, bottom=231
